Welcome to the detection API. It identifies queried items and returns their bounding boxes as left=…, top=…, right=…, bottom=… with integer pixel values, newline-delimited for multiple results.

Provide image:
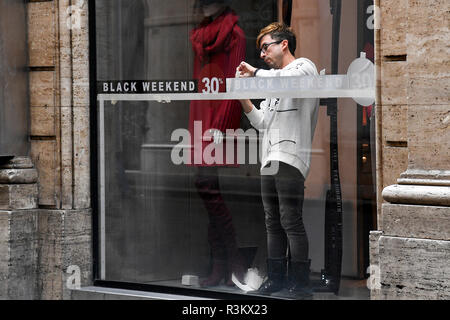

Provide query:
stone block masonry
left=372, top=0, right=450, bottom=300
left=0, top=209, right=92, bottom=300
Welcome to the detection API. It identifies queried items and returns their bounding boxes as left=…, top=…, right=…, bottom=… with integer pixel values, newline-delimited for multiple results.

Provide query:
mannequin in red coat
left=189, top=0, right=246, bottom=287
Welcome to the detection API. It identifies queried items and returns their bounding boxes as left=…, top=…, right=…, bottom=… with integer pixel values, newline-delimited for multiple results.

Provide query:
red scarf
left=190, top=9, right=239, bottom=63
left=188, top=9, right=246, bottom=166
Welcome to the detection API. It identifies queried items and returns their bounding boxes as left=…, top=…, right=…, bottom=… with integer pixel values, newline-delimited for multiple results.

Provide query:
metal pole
left=318, top=0, right=343, bottom=295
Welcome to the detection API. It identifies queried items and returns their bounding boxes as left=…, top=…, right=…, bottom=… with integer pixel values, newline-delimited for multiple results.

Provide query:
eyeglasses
left=259, top=40, right=283, bottom=54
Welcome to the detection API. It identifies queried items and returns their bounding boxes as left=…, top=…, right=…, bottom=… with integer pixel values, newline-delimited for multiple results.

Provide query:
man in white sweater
left=236, top=22, right=319, bottom=298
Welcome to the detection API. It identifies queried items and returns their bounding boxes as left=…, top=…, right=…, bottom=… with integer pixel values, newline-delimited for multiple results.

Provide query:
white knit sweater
left=245, top=58, right=320, bottom=178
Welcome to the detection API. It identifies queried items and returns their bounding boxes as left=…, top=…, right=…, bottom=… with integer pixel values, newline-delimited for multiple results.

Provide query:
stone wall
left=372, top=0, right=450, bottom=299
left=29, top=0, right=92, bottom=299
left=0, top=0, right=92, bottom=300
left=0, top=208, right=91, bottom=300
left=28, top=0, right=90, bottom=209
left=375, top=0, right=409, bottom=223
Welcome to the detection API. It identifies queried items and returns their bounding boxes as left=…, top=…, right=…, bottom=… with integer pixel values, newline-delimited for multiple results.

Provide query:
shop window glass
left=93, top=0, right=376, bottom=298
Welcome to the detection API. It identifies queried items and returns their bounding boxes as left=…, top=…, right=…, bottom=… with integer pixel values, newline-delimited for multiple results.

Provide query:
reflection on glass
left=189, top=0, right=247, bottom=287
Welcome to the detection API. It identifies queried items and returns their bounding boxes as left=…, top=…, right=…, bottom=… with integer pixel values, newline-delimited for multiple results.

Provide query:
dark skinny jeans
left=261, top=161, right=308, bottom=262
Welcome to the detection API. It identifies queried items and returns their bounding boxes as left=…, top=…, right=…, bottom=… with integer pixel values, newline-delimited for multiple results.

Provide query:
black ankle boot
left=257, top=258, right=287, bottom=295
left=283, top=259, right=313, bottom=299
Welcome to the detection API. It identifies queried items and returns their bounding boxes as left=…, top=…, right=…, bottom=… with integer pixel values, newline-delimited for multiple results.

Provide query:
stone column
left=0, top=157, right=39, bottom=299
left=371, top=0, right=450, bottom=299
left=0, top=157, right=38, bottom=210
left=21, top=0, right=92, bottom=300
left=0, top=155, right=92, bottom=300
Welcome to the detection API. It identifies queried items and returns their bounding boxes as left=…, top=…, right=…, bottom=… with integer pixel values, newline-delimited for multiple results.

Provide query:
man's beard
left=264, top=57, right=281, bottom=70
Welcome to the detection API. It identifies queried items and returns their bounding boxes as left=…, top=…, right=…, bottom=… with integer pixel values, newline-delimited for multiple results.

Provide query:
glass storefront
left=92, top=0, right=376, bottom=298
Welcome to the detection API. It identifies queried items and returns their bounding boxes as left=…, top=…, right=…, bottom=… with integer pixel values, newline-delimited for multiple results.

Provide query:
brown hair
left=256, top=22, right=297, bottom=55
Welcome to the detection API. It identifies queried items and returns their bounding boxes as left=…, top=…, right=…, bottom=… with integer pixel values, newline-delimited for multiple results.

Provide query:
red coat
left=189, top=9, right=246, bottom=166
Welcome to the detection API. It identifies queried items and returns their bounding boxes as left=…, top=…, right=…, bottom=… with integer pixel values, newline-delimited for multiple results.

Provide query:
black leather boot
left=256, top=258, right=287, bottom=295
left=281, top=259, right=313, bottom=299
